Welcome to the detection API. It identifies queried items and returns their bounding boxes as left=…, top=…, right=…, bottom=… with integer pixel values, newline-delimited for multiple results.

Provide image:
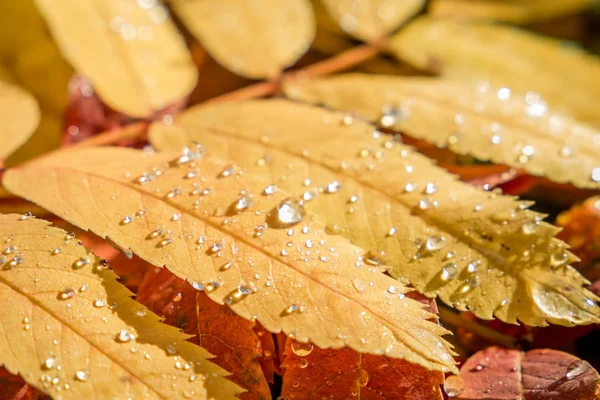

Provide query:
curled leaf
left=455, top=346, right=600, bottom=399
left=0, top=80, right=40, bottom=161
left=388, top=17, right=600, bottom=127
left=429, top=0, right=595, bottom=23
left=170, top=0, right=315, bottom=79
left=0, top=214, right=240, bottom=399
left=3, top=147, right=456, bottom=373
left=33, top=0, right=197, bottom=117
left=147, top=99, right=600, bottom=327
left=319, top=0, right=424, bottom=41
left=284, top=73, right=600, bottom=188
left=137, top=267, right=271, bottom=400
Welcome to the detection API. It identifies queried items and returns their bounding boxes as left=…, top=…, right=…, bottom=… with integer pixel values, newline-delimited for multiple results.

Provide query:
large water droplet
left=441, top=264, right=458, bottom=281
left=550, top=251, right=569, bottom=269
left=443, top=375, right=465, bottom=397
left=425, top=236, right=446, bottom=252
left=566, top=360, right=592, bottom=379
left=116, top=329, right=136, bottom=342
left=268, top=199, right=305, bottom=228
left=291, top=341, right=314, bottom=356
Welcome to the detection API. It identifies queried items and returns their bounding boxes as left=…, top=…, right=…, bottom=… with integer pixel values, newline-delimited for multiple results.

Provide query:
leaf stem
left=438, top=306, right=521, bottom=349
left=71, top=41, right=383, bottom=148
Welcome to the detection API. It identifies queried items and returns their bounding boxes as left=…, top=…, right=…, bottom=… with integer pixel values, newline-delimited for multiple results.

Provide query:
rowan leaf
left=137, top=267, right=272, bottom=400
left=453, top=346, right=600, bottom=399
left=33, top=0, right=197, bottom=118
left=170, top=0, right=315, bottom=79
left=147, top=99, right=600, bottom=327
left=0, top=80, right=39, bottom=161
left=0, top=0, right=72, bottom=165
left=284, top=73, right=600, bottom=189
left=388, top=17, right=600, bottom=127
left=318, top=0, right=425, bottom=41
left=429, top=0, right=595, bottom=23
left=0, top=213, right=240, bottom=399
left=281, top=292, right=444, bottom=399
left=3, top=147, right=456, bottom=373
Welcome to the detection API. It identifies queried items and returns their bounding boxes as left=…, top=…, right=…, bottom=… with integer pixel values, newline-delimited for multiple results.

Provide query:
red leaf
left=280, top=291, right=444, bottom=399
left=455, top=346, right=600, bottom=399
left=0, top=367, right=49, bottom=400
left=136, top=268, right=271, bottom=400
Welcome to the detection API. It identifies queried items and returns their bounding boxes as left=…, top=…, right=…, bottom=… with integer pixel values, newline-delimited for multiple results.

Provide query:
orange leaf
left=455, top=347, right=600, bottom=399
left=136, top=268, right=271, bottom=400
left=281, top=292, right=444, bottom=399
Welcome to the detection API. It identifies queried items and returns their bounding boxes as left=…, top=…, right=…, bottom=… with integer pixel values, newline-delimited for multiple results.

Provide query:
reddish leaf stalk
left=70, top=41, right=383, bottom=148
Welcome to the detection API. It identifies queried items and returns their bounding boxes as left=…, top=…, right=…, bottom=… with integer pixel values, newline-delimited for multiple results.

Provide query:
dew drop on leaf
left=297, top=358, right=309, bottom=368
left=425, top=236, right=446, bottom=252
left=323, top=181, right=341, bottom=194
left=75, top=370, right=89, bottom=381
left=550, top=251, right=569, bottom=269
left=359, top=369, right=369, bottom=387
left=58, top=288, right=75, bottom=300
left=230, top=195, right=253, bottom=214
left=566, top=360, right=592, bottom=379
left=116, top=329, right=136, bottom=343
left=43, top=357, right=58, bottom=370
left=291, top=341, right=314, bottom=356
left=268, top=198, right=306, bottom=228
left=263, top=184, right=278, bottom=196
left=444, top=375, right=465, bottom=397
left=441, top=264, right=458, bottom=281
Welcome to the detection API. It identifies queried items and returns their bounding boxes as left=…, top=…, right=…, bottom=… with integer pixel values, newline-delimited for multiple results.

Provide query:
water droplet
left=121, top=216, right=133, bottom=225
left=473, top=204, right=484, bottom=212
left=75, top=370, right=88, bottom=381
left=386, top=227, right=397, bottom=237
left=425, top=236, right=446, bottom=252
left=364, top=250, right=385, bottom=266
left=467, top=275, right=481, bottom=287
left=208, top=243, right=223, bottom=254
left=159, top=238, right=173, bottom=247
left=185, top=170, right=199, bottom=179
left=116, top=329, right=135, bottom=342
left=224, top=284, right=254, bottom=305
left=263, top=185, right=278, bottom=196
left=467, top=260, right=480, bottom=274
left=283, top=303, right=305, bottom=316
left=98, top=259, right=110, bottom=269
left=4, top=245, right=17, bottom=255
left=93, top=299, right=106, bottom=308
left=591, top=167, right=600, bottom=183
left=218, top=164, right=236, bottom=178
left=387, top=285, right=398, bottom=294
left=231, top=196, right=253, bottom=214
left=424, top=183, right=437, bottom=195
left=444, top=375, right=465, bottom=397
left=325, top=225, right=341, bottom=235
left=566, top=360, right=592, bottom=379
left=291, top=341, right=314, bottom=356
left=268, top=199, right=305, bottom=228
left=441, top=264, right=458, bottom=281
left=171, top=213, right=181, bottom=222
left=177, top=143, right=203, bottom=165
left=297, top=358, right=309, bottom=368
left=323, top=181, right=341, bottom=194
left=490, top=135, right=502, bottom=145
left=522, top=222, right=539, bottom=235
left=302, top=190, right=317, bottom=202
left=58, top=288, right=75, bottom=300
left=43, top=357, right=58, bottom=369
left=51, top=247, right=61, bottom=255
left=74, top=257, right=90, bottom=269
left=550, top=251, right=569, bottom=269
left=418, top=199, right=432, bottom=210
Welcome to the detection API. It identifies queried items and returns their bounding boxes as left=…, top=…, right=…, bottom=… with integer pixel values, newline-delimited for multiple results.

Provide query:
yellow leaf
left=0, top=0, right=72, bottom=165
left=284, top=73, right=600, bottom=189
left=319, top=0, right=425, bottom=41
left=429, top=0, right=595, bottom=24
left=170, top=0, right=315, bottom=79
left=33, top=0, right=197, bottom=118
left=388, top=17, right=600, bottom=127
left=3, top=147, right=457, bottom=373
left=147, top=99, right=600, bottom=327
left=0, top=213, right=240, bottom=399
left=0, top=80, right=40, bottom=161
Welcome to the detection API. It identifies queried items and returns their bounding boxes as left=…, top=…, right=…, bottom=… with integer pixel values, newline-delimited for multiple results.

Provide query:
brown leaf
left=556, top=196, right=600, bottom=283
left=281, top=293, right=444, bottom=399
left=0, top=367, right=49, bottom=400
left=455, top=346, right=600, bottom=399
left=136, top=267, right=272, bottom=400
